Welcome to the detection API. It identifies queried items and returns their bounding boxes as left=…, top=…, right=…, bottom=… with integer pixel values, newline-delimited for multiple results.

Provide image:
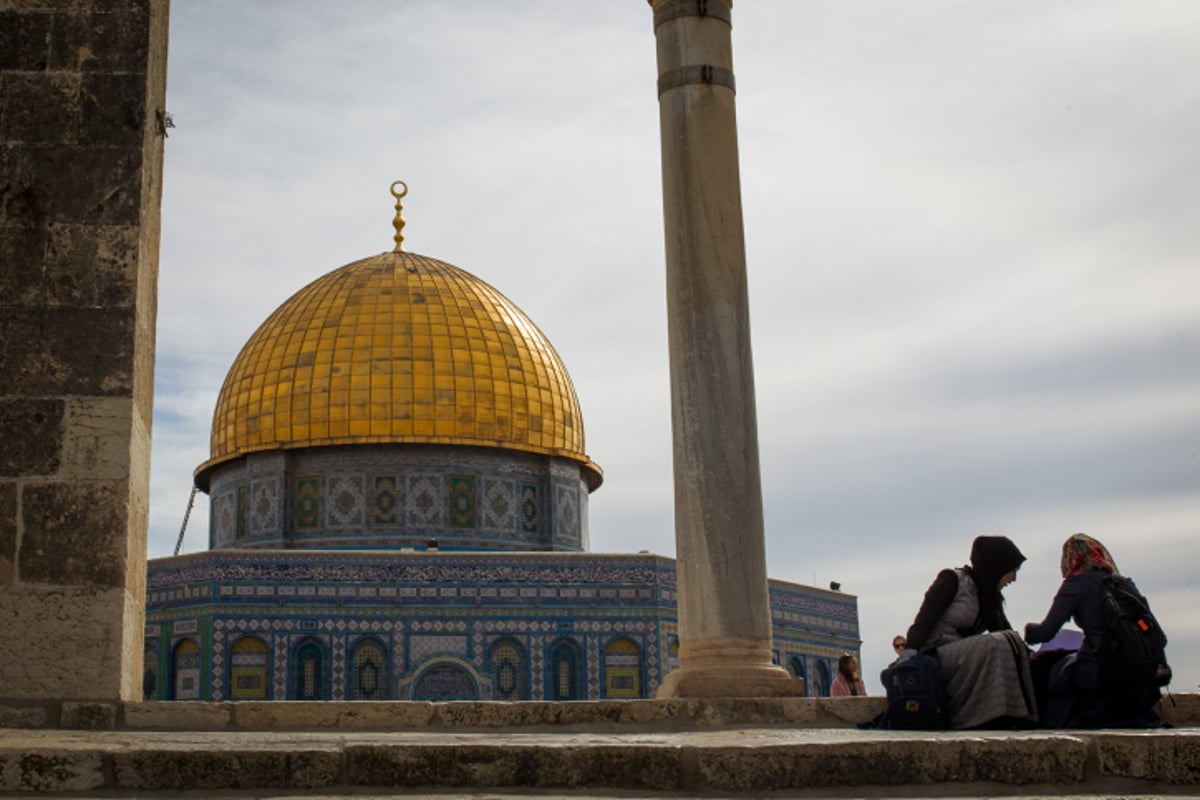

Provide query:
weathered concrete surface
left=1, top=727, right=1199, bottom=797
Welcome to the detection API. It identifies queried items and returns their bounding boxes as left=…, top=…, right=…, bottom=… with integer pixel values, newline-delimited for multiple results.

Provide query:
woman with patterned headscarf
left=1025, top=533, right=1164, bottom=728
left=898, top=535, right=1038, bottom=729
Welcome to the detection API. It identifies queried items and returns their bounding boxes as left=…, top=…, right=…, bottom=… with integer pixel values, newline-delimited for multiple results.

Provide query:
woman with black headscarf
left=899, top=535, right=1038, bottom=729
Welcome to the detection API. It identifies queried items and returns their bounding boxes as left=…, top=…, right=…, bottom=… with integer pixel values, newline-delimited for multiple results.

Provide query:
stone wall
left=0, top=0, right=169, bottom=700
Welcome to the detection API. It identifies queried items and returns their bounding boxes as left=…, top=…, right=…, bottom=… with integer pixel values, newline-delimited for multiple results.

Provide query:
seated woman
left=1024, top=533, right=1164, bottom=728
left=901, top=535, right=1038, bottom=729
left=830, top=652, right=867, bottom=696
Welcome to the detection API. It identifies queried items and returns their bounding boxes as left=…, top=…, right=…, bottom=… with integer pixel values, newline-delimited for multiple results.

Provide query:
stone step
left=1, top=727, right=1199, bottom=797
left=2, top=696, right=1198, bottom=797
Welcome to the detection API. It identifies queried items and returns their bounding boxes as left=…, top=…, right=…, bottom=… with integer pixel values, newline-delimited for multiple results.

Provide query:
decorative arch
left=229, top=635, right=269, bottom=700
left=602, top=636, right=642, bottom=699
left=547, top=637, right=584, bottom=701
left=171, top=638, right=201, bottom=700
left=411, top=660, right=480, bottom=701
left=349, top=636, right=388, bottom=701
left=290, top=637, right=328, bottom=700
left=788, top=655, right=808, bottom=695
left=488, top=637, right=527, bottom=701
left=813, top=659, right=832, bottom=698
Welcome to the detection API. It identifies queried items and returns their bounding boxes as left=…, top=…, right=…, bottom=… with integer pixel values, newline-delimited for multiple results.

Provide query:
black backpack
left=1096, top=574, right=1171, bottom=693
left=878, top=651, right=951, bottom=729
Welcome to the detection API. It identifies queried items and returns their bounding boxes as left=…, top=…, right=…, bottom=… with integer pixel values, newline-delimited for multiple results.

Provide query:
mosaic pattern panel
left=448, top=475, right=476, bottom=528
left=520, top=484, right=538, bottom=534
left=249, top=478, right=282, bottom=536
left=554, top=483, right=580, bottom=543
left=325, top=474, right=366, bottom=530
left=406, top=474, right=444, bottom=528
left=295, top=477, right=320, bottom=529
left=371, top=476, right=400, bottom=527
left=480, top=477, right=517, bottom=534
left=213, top=492, right=236, bottom=546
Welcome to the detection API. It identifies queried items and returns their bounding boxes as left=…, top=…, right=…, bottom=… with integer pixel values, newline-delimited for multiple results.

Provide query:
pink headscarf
left=1060, top=533, right=1119, bottom=578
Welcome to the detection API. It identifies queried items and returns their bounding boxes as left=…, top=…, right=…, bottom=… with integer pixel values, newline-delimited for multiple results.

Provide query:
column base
left=656, top=664, right=805, bottom=698
left=655, top=637, right=806, bottom=698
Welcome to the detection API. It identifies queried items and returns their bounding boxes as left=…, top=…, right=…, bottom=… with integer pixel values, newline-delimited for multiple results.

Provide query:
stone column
left=0, top=1, right=169, bottom=703
left=650, top=0, right=800, bottom=697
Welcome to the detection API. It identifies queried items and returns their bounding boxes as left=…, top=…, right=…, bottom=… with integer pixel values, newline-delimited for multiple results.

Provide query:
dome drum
left=207, top=445, right=590, bottom=553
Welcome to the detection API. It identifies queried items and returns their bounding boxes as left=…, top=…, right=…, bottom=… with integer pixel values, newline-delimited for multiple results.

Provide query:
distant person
left=899, top=535, right=1037, bottom=729
left=830, top=652, right=867, bottom=696
left=889, top=635, right=907, bottom=667
left=1024, top=533, right=1169, bottom=728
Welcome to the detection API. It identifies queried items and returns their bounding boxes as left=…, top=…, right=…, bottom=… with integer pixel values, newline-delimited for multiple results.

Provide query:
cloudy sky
left=153, top=1, right=1200, bottom=692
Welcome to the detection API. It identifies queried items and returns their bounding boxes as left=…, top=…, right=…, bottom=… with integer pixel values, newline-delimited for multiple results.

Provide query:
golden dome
left=196, top=251, right=601, bottom=490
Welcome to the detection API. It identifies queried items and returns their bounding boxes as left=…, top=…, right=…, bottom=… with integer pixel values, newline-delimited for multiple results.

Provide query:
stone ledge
left=0, top=729, right=1197, bottom=795
left=11, top=694, right=1198, bottom=732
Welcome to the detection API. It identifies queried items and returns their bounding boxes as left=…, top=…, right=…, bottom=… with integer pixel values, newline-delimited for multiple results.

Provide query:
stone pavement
left=1, top=697, right=1198, bottom=797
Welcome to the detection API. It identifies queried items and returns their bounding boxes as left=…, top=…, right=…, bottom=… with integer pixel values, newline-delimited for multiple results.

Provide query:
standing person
left=900, top=535, right=1038, bottom=729
left=1024, top=533, right=1167, bottom=728
left=830, top=653, right=867, bottom=696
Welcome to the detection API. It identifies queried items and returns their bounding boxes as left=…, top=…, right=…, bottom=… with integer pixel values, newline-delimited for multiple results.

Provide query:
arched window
left=489, top=638, right=527, bottom=701
left=548, top=638, right=584, bottom=701
left=171, top=638, right=200, bottom=700
left=788, top=656, right=808, bottom=695
left=602, top=637, right=642, bottom=698
left=349, top=637, right=388, bottom=701
left=411, top=662, right=479, bottom=701
left=814, top=660, right=832, bottom=698
left=229, top=636, right=269, bottom=700
left=291, top=638, right=327, bottom=700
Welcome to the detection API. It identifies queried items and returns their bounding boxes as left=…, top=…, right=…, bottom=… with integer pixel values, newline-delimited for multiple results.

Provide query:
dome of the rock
left=195, top=250, right=601, bottom=492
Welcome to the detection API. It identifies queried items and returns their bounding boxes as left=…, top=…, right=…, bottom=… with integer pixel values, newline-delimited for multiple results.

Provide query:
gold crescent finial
left=390, top=180, right=408, bottom=252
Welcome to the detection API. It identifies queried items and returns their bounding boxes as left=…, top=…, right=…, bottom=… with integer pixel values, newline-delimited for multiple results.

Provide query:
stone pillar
left=0, top=1, right=169, bottom=702
left=650, top=0, right=800, bottom=697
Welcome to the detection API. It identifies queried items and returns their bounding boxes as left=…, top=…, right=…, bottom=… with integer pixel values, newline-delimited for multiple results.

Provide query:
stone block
left=61, top=702, right=117, bottom=730
left=0, top=222, right=49, bottom=305
left=124, top=701, right=232, bottom=730
left=62, top=397, right=133, bottom=481
left=0, top=484, right=16, bottom=585
left=1160, top=692, right=1200, bottom=726
left=0, top=398, right=64, bottom=477
left=0, top=704, right=47, bottom=728
left=19, top=481, right=129, bottom=588
left=1094, top=731, right=1200, bottom=783
left=80, top=72, right=147, bottom=146
left=0, top=586, right=136, bottom=700
left=687, top=697, right=819, bottom=727
left=233, top=701, right=435, bottom=730
left=44, top=224, right=139, bottom=307
left=0, top=11, right=50, bottom=71
left=0, top=72, right=81, bottom=145
left=0, top=307, right=134, bottom=395
left=14, top=146, right=143, bottom=226
left=111, top=745, right=341, bottom=791
left=48, top=7, right=151, bottom=72
left=697, top=734, right=1088, bottom=791
left=817, top=696, right=886, bottom=726
left=345, top=742, right=685, bottom=791
left=0, top=750, right=105, bottom=794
